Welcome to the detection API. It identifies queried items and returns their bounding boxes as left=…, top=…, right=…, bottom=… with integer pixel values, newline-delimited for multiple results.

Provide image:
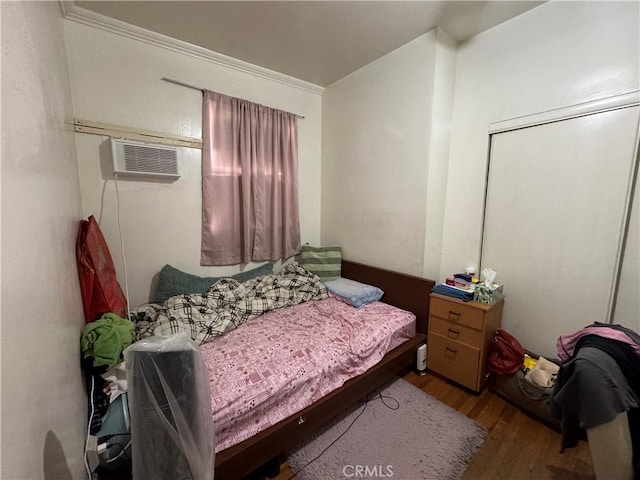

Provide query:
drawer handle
left=448, top=310, right=461, bottom=320
left=445, top=346, right=457, bottom=358
left=447, top=328, right=460, bottom=338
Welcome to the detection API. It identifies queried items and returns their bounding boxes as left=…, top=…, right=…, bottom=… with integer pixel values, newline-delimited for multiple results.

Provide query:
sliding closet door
left=482, top=105, right=639, bottom=357
left=613, top=177, right=639, bottom=332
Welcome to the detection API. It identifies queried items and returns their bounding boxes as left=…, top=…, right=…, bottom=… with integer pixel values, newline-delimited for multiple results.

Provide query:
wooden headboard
left=341, top=260, right=435, bottom=335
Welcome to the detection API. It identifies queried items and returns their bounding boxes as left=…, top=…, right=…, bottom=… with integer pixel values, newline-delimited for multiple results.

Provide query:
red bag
left=76, top=216, right=127, bottom=322
left=487, top=328, right=525, bottom=376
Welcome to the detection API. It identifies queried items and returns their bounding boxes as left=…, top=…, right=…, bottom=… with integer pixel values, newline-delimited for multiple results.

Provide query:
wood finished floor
left=274, top=371, right=594, bottom=480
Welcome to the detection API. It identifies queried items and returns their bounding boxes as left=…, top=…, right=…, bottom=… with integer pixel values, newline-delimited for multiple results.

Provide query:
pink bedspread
left=199, top=296, right=416, bottom=452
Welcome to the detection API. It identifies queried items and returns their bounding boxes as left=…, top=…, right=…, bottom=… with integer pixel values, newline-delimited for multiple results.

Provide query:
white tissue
left=481, top=267, right=497, bottom=287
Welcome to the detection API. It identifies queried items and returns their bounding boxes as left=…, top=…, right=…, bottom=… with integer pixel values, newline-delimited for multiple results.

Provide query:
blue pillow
left=324, top=277, right=384, bottom=308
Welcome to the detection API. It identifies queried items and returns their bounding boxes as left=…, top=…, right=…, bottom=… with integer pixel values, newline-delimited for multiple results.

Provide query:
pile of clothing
left=550, top=322, right=640, bottom=477
left=522, top=355, right=559, bottom=389
left=81, top=313, right=134, bottom=433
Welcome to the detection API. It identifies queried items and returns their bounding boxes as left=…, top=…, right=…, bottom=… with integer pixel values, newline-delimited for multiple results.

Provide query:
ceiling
left=73, top=1, right=545, bottom=87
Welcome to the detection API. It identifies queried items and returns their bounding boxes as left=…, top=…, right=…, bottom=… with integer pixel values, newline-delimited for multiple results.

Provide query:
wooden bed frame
left=214, top=260, right=434, bottom=479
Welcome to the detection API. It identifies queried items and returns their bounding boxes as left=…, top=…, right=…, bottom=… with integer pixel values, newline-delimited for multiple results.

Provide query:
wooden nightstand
left=427, top=293, right=504, bottom=392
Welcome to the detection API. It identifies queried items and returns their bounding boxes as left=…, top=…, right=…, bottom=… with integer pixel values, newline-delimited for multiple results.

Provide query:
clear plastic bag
left=124, top=333, right=214, bottom=480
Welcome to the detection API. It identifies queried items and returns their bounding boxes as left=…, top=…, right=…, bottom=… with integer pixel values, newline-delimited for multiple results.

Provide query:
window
left=201, top=91, right=301, bottom=265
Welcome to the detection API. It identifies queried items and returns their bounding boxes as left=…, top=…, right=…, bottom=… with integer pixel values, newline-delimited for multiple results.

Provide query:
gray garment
left=597, top=321, right=640, bottom=347
left=551, top=346, right=639, bottom=452
left=551, top=347, right=638, bottom=430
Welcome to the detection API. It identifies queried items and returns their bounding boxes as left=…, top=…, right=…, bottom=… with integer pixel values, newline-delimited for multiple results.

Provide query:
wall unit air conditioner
left=111, top=138, right=180, bottom=179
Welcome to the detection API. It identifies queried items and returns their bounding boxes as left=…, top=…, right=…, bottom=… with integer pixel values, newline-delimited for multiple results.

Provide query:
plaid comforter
left=137, top=263, right=328, bottom=345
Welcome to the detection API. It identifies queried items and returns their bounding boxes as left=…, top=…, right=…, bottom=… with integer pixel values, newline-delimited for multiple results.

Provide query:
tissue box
left=473, top=282, right=504, bottom=305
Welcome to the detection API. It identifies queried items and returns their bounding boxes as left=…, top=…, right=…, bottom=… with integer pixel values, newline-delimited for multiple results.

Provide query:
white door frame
left=480, top=90, right=640, bottom=325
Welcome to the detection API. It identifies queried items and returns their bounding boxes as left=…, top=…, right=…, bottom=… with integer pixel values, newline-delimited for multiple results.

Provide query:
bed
left=131, top=259, right=433, bottom=479
left=208, top=260, right=434, bottom=479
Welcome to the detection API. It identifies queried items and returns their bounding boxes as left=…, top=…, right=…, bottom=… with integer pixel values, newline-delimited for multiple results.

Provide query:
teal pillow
left=154, top=265, right=221, bottom=304
left=154, top=263, right=274, bottom=303
left=233, top=262, right=274, bottom=282
left=299, top=245, right=341, bottom=281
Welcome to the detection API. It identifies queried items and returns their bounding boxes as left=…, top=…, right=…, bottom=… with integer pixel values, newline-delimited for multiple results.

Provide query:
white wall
left=442, top=0, right=640, bottom=277
left=65, top=21, right=323, bottom=307
left=442, top=0, right=639, bottom=350
left=422, top=29, right=457, bottom=279
left=321, top=31, right=439, bottom=276
left=1, top=2, right=86, bottom=479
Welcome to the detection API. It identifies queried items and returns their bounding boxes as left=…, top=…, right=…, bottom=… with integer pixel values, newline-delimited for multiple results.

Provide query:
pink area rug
left=287, top=378, right=487, bottom=480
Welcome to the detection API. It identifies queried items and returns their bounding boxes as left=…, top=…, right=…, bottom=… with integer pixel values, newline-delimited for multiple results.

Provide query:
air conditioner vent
left=111, top=138, right=180, bottom=179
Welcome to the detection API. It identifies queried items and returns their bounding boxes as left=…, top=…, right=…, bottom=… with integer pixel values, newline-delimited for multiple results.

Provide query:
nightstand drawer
left=430, top=297, right=484, bottom=331
left=427, top=332, right=480, bottom=390
left=429, top=316, right=483, bottom=347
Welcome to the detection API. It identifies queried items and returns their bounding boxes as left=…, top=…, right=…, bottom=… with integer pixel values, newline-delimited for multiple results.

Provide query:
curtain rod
left=161, top=77, right=305, bottom=119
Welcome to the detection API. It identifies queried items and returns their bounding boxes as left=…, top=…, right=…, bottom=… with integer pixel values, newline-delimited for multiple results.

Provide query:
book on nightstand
left=431, top=283, right=474, bottom=302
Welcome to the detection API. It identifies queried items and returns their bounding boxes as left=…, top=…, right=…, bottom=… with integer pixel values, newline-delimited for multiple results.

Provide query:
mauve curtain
left=201, top=90, right=301, bottom=265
